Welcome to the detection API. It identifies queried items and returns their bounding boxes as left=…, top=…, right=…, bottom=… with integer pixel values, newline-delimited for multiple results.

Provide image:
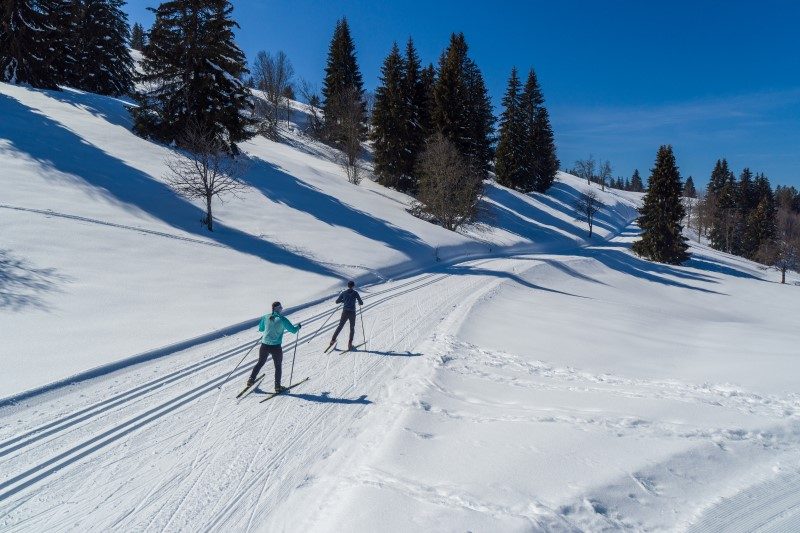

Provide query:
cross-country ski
left=2, top=5, right=799, bottom=532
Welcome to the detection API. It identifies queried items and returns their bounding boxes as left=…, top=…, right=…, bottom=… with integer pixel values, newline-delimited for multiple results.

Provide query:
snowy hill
left=2, top=82, right=799, bottom=532
left=0, top=82, right=636, bottom=399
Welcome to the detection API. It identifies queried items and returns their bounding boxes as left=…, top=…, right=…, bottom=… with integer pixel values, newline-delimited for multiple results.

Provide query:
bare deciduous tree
left=335, top=86, right=366, bottom=184
left=757, top=208, right=800, bottom=284
left=598, top=159, right=612, bottom=191
left=252, top=50, right=294, bottom=136
left=574, top=155, right=596, bottom=186
left=413, top=134, right=484, bottom=231
left=575, top=189, right=604, bottom=237
left=298, top=78, right=322, bottom=136
left=164, top=122, right=248, bottom=232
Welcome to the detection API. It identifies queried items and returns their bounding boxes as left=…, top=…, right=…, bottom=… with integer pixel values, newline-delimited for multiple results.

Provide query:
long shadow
left=0, top=93, right=340, bottom=279
left=539, top=181, right=632, bottom=231
left=360, top=349, right=422, bottom=357
left=0, top=248, right=66, bottom=311
left=289, top=391, right=372, bottom=405
left=36, top=86, right=135, bottom=130
left=446, top=264, right=590, bottom=298
left=243, top=155, right=428, bottom=257
left=685, top=255, right=760, bottom=280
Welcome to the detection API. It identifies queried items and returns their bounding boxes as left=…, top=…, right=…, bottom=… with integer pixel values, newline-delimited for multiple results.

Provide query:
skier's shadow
left=361, top=350, right=422, bottom=357
left=290, top=392, right=373, bottom=405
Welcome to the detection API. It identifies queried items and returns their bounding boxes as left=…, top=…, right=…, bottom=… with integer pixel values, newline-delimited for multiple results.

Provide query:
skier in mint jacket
left=247, top=301, right=301, bottom=392
left=328, top=280, right=363, bottom=351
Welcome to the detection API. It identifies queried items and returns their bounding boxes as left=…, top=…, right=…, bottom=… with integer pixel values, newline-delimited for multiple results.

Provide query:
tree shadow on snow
left=359, top=349, right=422, bottom=357
left=0, top=249, right=67, bottom=311
left=446, top=264, right=590, bottom=298
left=0, top=93, right=341, bottom=279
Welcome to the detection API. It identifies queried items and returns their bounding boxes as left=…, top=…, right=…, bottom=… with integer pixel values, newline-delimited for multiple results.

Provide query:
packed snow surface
left=1, top=82, right=799, bottom=531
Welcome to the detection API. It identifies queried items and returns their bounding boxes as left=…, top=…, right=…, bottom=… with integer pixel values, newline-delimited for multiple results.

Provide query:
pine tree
left=520, top=68, right=558, bottom=193
left=1, top=0, right=59, bottom=88
left=133, top=0, right=254, bottom=151
left=495, top=67, right=526, bottom=190
left=321, top=17, right=365, bottom=146
left=418, top=62, right=436, bottom=138
left=683, top=176, right=697, bottom=198
left=708, top=159, right=738, bottom=252
left=68, top=0, right=133, bottom=96
left=630, top=169, right=644, bottom=192
left=371, top=42, right=407, bottom=190
left=632, top=145, right=689, bottom=264
left=401, top=37, right=426, bottom=191
left=432, top=33, right=493, bottom=178
left=130, top=21, right=145, bottom=50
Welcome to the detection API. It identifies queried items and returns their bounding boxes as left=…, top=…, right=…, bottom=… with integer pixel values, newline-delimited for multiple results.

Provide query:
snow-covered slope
left=0, top=82, right=636, bottom=399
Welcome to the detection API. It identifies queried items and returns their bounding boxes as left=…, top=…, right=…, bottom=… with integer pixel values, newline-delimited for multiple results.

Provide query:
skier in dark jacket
left=247, top=301, right=301, bottom=392
left=328, top=281, right=363, bottom=351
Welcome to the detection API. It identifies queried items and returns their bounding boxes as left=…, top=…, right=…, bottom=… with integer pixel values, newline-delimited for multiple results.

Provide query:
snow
left=1, top=79, right=799, bottom=532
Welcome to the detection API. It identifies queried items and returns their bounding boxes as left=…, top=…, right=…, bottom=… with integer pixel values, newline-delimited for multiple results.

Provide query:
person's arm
left=356, top=291, right=363, bottom=306
left=258, top=315, right=266, bottom=332
left=280, top=315, right=301, bottom=334
left=335, top=291, right=344, bottom=304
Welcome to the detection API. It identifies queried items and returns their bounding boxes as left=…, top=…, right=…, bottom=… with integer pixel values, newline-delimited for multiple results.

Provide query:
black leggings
left=250, top=344, right=283, bottom=386
left=332, top=310, right=357, bottom=345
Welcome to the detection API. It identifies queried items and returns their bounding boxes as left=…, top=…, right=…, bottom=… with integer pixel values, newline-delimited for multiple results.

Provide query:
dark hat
left=347, top=280, right=355, bottom=288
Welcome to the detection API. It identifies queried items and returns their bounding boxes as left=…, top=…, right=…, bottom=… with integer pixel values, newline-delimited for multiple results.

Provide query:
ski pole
left=289, top=331, right=300, bottom=385
left=307, top=305, right=339, bottom=343
left=219, top=338, right=260, bottom=389
left=359, top=304, right=367, bottom=351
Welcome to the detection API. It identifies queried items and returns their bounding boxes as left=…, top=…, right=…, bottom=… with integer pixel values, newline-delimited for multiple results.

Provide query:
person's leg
left=347, top=311, right=356, bottom=347
left=249, top=344, right=269, bottom=382
left=330, top=312, right=348, bottom=344
left=270, top=345, right=284, bottom=388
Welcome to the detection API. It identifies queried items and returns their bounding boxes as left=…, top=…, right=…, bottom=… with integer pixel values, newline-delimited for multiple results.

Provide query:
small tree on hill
left=597, top=159, right=612, bottom=191
left=130, top=22, right=146, bottom=50
left=683, top=175, right=697, bottom=198
left=495, top=67, right=526, bottom=190
left=630, top=169, right=645, bottom=192
left=164, top=121, right=247, bottom=232
left=575, top=189, right=603, bottom=237
left=632, top=145, right=689, bottom=264
left=574, top=156, right=596, bottom=185
left=757, top=208, right=800, bottom=284
left=414, top=134, right=483, bottom=231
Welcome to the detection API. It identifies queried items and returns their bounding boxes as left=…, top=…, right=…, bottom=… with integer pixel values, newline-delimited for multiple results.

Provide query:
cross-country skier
left=328, top=280, right=363, bottom=351
left=247, top=301, right=301, bottom=393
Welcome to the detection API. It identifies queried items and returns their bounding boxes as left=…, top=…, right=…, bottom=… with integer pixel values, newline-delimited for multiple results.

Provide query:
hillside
left=0, top=82, right=636, bottom=399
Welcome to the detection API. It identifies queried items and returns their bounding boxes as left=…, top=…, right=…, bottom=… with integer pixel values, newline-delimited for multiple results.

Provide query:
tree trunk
left=205, top=194, right=213, bottom=231
left=782, top=267, right=786, bottom=284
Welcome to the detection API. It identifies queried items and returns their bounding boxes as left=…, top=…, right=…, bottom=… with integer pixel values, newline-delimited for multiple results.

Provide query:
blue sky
left=124, top=1, right=800, bottom=189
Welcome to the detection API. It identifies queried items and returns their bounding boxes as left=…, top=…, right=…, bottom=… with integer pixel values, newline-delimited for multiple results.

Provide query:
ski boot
left=275, top=384, right=288, bottom=394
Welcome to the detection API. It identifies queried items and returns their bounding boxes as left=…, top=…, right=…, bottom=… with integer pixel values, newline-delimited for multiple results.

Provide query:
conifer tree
left=495, top=67, right=526, bottom=190
left=683, top=176, right=697, bottom=198
left=463, top=58, right=494, bottom=177
left=401, top=37, right=426, bottom=190
left=1, top=0, right=59, bottom=88
left=630, top=169, right=644, bottom=192
left=708, top=159, right=738, bottom=252
left=418, top=63, right=436, bottom=137
left=632, top=145, right=689, bottom=264
left=68, top=0, right=133, bottom=96
left=133, top=0, right=254, bottom=151
left=321, top=17, right=365, bottom=146
left=130, top=21, right=146, bottom=50
left=520, top=68, right=558, bottom=192
left=371, top=42, right=407, bottom=190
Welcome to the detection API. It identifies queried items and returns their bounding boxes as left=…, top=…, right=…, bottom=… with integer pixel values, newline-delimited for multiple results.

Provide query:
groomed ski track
left=0, top=241, right=598, bottom=532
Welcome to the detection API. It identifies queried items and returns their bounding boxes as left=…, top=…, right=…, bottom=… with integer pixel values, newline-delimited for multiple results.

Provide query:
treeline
left=689, top=159, right=800, bottom=283
left=1, top=0, right=133, bottom=95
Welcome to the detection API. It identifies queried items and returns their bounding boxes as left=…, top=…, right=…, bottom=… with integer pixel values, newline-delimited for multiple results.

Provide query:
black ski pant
left=331, top=310, right=357, bottom=346
left=249, top=343, right=283, bottom=387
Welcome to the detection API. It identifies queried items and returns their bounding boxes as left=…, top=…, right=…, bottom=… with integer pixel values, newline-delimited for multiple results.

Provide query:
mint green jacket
left=258, top=312, right=300, bottom=345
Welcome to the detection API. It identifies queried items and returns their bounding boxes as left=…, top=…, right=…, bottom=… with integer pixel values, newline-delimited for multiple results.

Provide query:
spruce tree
left=371, top=42, right=408, bottom=190
left=463, top=58, right=494, bottom=177
left=708, top=159, right=737, bottom=252
left=133, top=0, right=254, bottom=151
left=418, top=62, right=436, bottom=138
left=0, top=0, right=59, bottom=88
left=631, top=145, right=689, bottom=264
left=495, top=67, right=526, bottom=190
left=630, top=169, right=644, bottom=192
left=520, top=68, right=558, bottom=193
left=321, top=17, right=365, bottom=146
left=130, top=21, right=146, bottom=50
left=402, top=37, right=426, bottom=190
left=684, top=176, right=697, bottom=198
left=69, top=0, right=133, bottom=96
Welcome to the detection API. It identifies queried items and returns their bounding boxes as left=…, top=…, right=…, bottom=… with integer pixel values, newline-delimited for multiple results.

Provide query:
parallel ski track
left=0, top=261, right=494, bottom=513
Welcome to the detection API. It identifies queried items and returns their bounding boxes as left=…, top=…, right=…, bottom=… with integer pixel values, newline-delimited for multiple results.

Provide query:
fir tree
left=1, top=0, right=59, bottom=88
left=463, top=57, right=494, bottom=177
left=494, top=67, right=526, bottom=190
left=708, top=159, right=737, bottom=252
left=520, top=68, right=558, bottom=193
left=371, top=42, right=408, bottom=190
left=321, top=17, right=365, bottom=146
left=630, top=169, right=644, bottom=192
left=68, top=0, right=133, bottom=96
left=133, top=0, right=254, bottom=152
left=130, top=21, right=145, bottom=50
left=418, top=62, right=436, bottom=137
left=683, top=176, right=697, bottom=198
left=401, top=37, right=426, bottom=190
left=631, top=145, right=689, bottom=264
